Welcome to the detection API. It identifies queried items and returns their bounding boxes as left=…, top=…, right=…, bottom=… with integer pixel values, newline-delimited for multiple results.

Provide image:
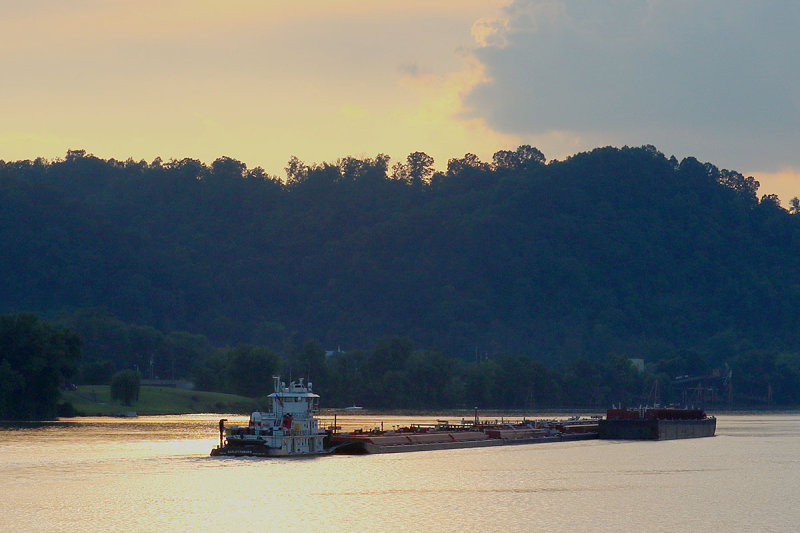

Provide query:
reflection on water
left=2, top=414, right=800, bottom=532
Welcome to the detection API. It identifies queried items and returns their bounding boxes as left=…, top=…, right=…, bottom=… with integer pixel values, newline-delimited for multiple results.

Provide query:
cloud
left=463, top=0, right=800, bottom=171
left=471, top=17, right=510, bottom=48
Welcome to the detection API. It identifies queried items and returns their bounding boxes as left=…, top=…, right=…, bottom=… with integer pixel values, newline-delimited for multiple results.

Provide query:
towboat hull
left=211, top=444, right=331, bottom=457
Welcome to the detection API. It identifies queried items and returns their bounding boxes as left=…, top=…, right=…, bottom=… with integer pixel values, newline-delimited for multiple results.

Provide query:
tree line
left=194, top=335, right=800, bottom=409
left=2, top=310, right=799, bottom=421
left=60, top=309, right=800, bottom=409
left=2, top=144, right=800, bottom=414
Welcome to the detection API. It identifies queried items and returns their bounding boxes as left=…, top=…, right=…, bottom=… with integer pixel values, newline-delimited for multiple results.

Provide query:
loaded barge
left=328, top=417, right=599, bottom=454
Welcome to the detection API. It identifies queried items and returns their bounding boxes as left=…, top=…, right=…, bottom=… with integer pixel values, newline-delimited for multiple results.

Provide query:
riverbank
left=58, top=386, right=800, bottom=418
left=60, top=386, right=258, bottom=416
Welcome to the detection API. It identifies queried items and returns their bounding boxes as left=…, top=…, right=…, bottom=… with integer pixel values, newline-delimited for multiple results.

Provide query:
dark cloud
left=465, top=0, right=800, bottom=169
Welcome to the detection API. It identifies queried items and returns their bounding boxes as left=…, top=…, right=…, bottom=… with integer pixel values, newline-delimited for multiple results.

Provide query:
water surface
left=2, top=414, right=798, bottom=532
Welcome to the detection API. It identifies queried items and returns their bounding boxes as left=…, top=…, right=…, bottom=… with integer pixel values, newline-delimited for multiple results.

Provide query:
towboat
left=211, top=377, right=328, bottom=456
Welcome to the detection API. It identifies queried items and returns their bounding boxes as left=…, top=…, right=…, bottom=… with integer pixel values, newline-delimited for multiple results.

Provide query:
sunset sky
left=3, top=0, right=799, bottom=203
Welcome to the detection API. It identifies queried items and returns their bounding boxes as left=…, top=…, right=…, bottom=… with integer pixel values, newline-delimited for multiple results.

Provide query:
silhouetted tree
left=392, top=151, right=434, bottom=187
left=447, top=153, right=490, bottom=176
left=226, top=346, right=281, bottom=397
left=0, top=314, right=81, bottom=420
left=110, top=369, right=141, bottom=406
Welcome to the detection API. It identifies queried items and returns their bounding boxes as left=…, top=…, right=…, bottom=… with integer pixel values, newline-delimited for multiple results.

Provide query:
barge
left=328, top=418, right=598, bottom=454
left=598, top=407, right=716, bottom=440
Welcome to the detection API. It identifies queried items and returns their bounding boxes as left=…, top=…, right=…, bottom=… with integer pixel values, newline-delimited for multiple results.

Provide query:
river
left=2, top=413, right=798, bottom=532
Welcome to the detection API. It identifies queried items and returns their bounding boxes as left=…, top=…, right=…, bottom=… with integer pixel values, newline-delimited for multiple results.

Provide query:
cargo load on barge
left=598, top=407, right=716, bottom=440
left=328, top=417, right=599, bottom=454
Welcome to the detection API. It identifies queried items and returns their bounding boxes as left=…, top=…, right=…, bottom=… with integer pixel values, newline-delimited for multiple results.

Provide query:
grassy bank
left=60, top=386, right=261, bottom=416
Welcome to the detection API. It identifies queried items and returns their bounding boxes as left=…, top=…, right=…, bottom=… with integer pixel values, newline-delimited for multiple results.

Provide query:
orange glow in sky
left=1, top=1, right=798, bottom=202
left=1, top=1, right=515, bottom=176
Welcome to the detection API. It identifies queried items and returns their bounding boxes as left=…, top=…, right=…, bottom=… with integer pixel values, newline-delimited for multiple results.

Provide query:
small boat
left=211, top=377, right=328, bottom=457
left=342, top=405, right=364, bottom=411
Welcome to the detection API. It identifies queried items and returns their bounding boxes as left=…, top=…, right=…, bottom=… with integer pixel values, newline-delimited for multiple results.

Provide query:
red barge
left=598, top=407, right=716, bottom=440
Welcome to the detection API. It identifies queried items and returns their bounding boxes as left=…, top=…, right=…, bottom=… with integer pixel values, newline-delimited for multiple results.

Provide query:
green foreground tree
left=110, top=369, right=142, bottom=406
left=0, top=313, right=81, bottom=420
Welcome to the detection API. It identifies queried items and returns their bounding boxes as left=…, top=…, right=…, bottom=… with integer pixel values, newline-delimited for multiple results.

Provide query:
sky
left=2, top=0, right=799, bottom=203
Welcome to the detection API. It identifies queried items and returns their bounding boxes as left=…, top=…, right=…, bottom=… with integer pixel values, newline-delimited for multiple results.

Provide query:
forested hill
left=1, top=146, right=799, bottom=367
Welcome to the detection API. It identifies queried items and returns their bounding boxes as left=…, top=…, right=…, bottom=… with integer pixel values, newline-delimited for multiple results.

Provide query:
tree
left=790, top=197, right=800, bottom=214
left=81, top=360, right=115, bottom=385
left=211, top=157, right=246, bottom=180
left=365, top=336, right=414, bottom=380
left=774, top=352, right=800, bottom=403
left=110, top=369, right=141, bottom=406
left=491, top=149, right=518, bottom=171
left=165, top=157, right=205, bottom=180
left=493, top=145, right=545, bottom=171
left=463, top=359, right=501, bottom=408
left=226, top=345, right=281, bottom=397
left=338, top=154, right=390, bottom=183
left=0, top=313, right=81, bottom=420
left=300, top=340, right=327, bottom=380
left=404, top=350, right=452, bottom=408
left=393, top=151, right=434, bottom=187
left=717, top=169, right=760, bottom=205
left=192, top=351, right=229, bottom=392
left=0, top=359, right=25, bottom=419
left=324, top=349, right=366, bottom=407
left=563, top=359, right=606, bottom=407
left=446, top=153, right=490, bottom=176
left=515, top=144, right=546, bottom=167
left=493, top=354, right=559, bottom=408
left=760, top=194, right=781, bottom=208
left=285, top=155, right=309, bottom=185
